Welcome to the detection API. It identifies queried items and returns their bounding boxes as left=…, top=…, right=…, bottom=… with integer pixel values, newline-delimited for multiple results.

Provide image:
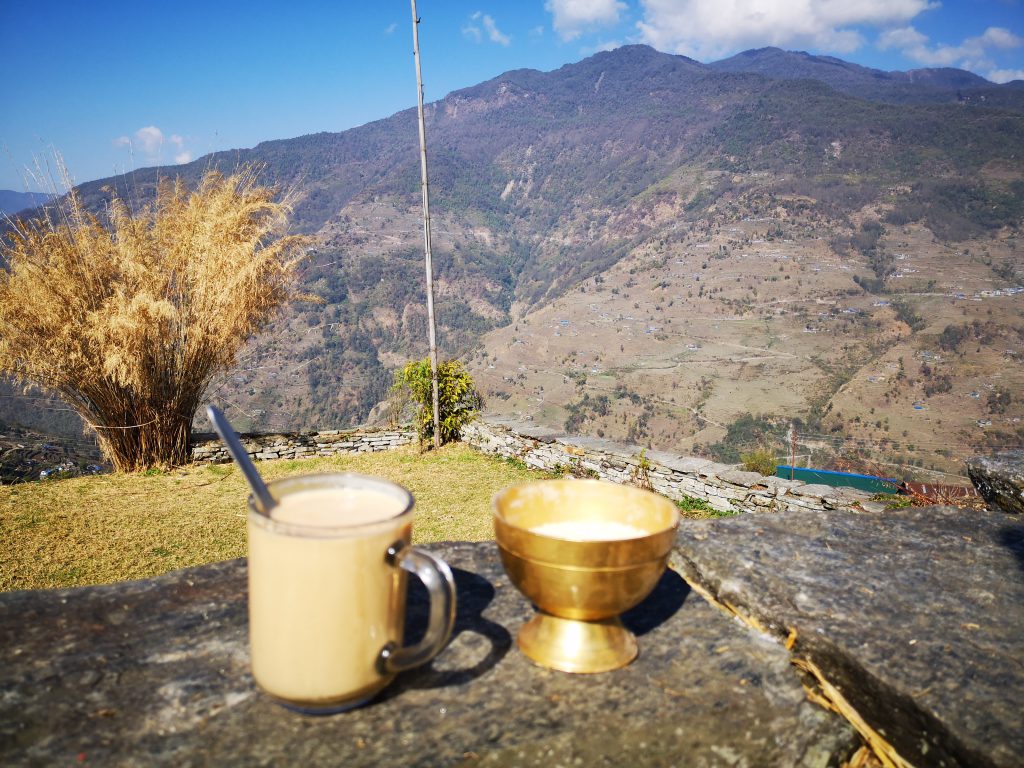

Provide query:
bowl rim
left=492, top=478, right=680, bottom=537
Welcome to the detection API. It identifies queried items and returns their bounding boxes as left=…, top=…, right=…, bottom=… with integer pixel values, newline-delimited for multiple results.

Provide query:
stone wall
left=460, top=421, right=879, bottom=515
left=190, top=420, right=878, bottom=515
left=190, top=428, right=417, bottom=464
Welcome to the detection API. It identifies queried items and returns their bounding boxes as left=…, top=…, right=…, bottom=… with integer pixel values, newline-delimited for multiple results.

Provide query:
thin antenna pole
left=410, top=0, right=441, bottom=449
left=788, top=423, right=797, bottom=480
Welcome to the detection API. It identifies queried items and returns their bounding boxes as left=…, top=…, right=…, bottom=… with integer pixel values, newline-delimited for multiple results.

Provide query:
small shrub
left=741, top=448, right=777, bottom=476
left=631, top=449, right=653, bottom=490
left=392, top=358, right=482, bottom=446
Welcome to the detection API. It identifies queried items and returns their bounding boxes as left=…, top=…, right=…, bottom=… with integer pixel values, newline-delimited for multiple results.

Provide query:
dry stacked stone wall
left=190, top=420, right=879, bottom=515
left=460, top=421, right=879, bottom=515
left=190, top=428, right=417, bottom=464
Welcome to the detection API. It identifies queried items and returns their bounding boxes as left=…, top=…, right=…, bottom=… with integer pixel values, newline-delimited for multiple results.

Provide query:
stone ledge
left=967, top=451, right=1024, bottom=515
left=671, top=505, right=1024, bottom=768
left=0, top=542, right=855, bottom=766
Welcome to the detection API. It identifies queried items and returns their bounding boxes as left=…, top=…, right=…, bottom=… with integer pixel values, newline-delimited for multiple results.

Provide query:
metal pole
left=788, top=423, right=797, bottom=480
left=410, top=0, right=441, bottom=449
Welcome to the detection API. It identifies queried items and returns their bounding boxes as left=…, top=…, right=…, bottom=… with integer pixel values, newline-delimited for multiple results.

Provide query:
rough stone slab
left=760, top=476, right=803, bottom=492
left=968, top=452, right=1024, bottom=515
left=718, top=469, right=768, bottom=488
left=789, top=484, right=835, bottom=499
left=822, top=488, right=873, bottom=507
left=671, top=506, right=1024, bottom=768
left=697, top=462, right=736, bottom=480
left=487, top=418, right=559, bottom=442
left=857, top=500, right=889, bottom=514
left=0, top=542, right=855, bottom=767
left=656, top=455, right=715, bottom=474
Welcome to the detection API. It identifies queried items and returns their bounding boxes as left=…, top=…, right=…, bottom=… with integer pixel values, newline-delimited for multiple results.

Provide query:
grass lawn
left=0, top=444, right=543, bottom=592
left=1, top=443, right=727, bottom=593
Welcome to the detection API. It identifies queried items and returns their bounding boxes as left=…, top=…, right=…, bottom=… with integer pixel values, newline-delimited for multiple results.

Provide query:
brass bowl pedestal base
left=517, top=611, right=638, bottom=673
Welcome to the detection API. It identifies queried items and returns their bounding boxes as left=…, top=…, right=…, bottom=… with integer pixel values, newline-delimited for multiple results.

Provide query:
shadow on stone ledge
left=622, top=569, right=690, bottom=636
left=386, top=566, right=691, bottom=702
left=381, top=568, right=513, bottom=699
left=1000, top=525, right=1024, bottom=576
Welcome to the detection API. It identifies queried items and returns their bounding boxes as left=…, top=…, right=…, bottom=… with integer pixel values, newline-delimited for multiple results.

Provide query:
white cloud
left=546, top=0, right=627, bottom=42
left=464, top=12, right=511, bottom=46
left=112, top=126, right=192, bottom=165
left=878, top=25, right=1023, bottom=74
left=634, top=0, right=938, bottom=61
left=480, top=13, right=511, bottom=46
left=877, top=26, right=928, bottom=51
left=134, top=125, right=165, bottom=155
left=384, top=22, right=397, bottom=36
left=169, top=134, right=192, bottom=164
left=988, top=68, right=1024, bottom=83
left=981, top=27, right=1024, bottom=49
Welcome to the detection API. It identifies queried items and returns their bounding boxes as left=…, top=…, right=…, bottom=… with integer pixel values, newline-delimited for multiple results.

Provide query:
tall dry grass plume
left=0, top=168, right=306, bottom=471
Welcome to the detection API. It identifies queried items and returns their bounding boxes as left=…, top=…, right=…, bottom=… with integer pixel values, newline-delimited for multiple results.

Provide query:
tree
left=0, top=168, right=306, bottom=470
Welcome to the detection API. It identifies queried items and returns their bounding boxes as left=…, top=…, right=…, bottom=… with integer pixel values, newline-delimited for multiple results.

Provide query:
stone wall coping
left=759, top=476, right=804, bottom=491
left=657, top=455, right=715, bottom=474
left=788, top=483, right=839, bottom=498
left=718, top=469, right=770, bottom=488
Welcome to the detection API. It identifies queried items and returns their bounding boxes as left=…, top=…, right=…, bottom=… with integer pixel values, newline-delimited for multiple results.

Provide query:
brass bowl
left=493, top=479, right=679, bottom=673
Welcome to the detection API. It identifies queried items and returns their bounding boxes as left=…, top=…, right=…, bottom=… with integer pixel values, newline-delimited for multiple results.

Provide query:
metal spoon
left=205, top=404, right=276, bottom=515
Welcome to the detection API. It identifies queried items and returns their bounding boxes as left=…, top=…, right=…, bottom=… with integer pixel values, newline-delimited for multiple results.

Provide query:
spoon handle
left=206, top=404, right=277, bottom=515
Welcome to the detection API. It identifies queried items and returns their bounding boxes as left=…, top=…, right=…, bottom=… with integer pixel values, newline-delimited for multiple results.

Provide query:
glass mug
left=247, top=473, right=456, bottom=713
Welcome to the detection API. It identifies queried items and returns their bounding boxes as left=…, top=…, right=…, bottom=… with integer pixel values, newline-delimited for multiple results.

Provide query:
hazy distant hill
left=7, top=45, right=1022, bottom=476
left=709, top=47, right=1024, bottom=110
left=0, top=190, right=53, bottom=216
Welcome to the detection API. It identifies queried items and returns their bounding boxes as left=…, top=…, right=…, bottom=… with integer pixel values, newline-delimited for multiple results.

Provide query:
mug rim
left=247, top=472, right=414, bottom=538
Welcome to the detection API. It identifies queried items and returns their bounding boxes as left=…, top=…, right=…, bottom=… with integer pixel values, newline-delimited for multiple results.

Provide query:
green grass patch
left=0, top=444, right=537, bottom=592
left=674, top=495, right=739, bottom=519
left=871, top=492, right=913, bottom=510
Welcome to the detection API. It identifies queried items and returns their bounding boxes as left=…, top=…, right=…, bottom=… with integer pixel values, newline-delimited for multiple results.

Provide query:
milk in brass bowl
left=493, top=479, right=679, bottom=673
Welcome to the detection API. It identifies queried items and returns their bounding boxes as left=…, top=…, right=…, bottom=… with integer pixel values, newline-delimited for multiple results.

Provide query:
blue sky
left=2, top=0, right=1022, bottom=191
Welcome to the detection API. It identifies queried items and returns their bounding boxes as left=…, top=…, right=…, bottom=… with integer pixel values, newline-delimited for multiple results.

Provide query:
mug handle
left=377, top=544, right=457, bottom=674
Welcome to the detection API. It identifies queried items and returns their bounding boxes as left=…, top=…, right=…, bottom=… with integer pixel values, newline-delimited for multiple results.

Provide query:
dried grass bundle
left=0, top=168, right=306, bottom=471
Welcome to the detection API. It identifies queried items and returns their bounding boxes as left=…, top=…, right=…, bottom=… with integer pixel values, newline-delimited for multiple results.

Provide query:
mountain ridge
left=4, top=44, right=1022, bottom=476
left=708, top=45, right=1021, bottom=105
left=0, top=189, right=54, bottom=216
